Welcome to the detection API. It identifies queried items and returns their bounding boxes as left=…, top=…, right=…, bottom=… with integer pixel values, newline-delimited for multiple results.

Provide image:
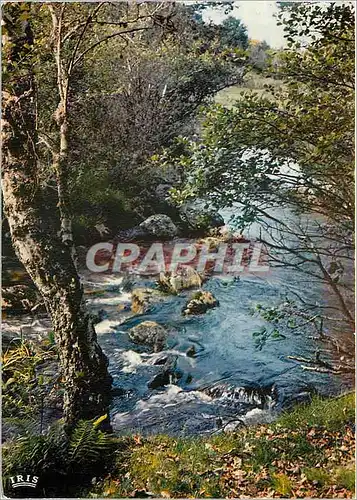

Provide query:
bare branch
left=73, top=26, right=150, bottom=67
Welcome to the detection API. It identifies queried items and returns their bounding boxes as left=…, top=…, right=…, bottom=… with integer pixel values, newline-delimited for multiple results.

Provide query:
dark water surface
left=85, top=248, right=351, bottom=436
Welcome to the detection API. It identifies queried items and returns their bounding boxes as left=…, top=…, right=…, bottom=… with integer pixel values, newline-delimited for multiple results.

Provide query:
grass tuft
left=275, top=392, right=355, bottom=431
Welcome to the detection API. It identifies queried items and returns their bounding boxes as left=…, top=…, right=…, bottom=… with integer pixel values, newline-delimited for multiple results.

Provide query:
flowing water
left=83, top=207, right=353, bottom=436
left=85, top=269, right=349, bottom=436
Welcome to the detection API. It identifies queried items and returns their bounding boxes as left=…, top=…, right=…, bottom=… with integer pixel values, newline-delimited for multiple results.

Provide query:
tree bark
left=48, top=4, right=76, bottom=258
left=1, top=4, right=112, bottom=428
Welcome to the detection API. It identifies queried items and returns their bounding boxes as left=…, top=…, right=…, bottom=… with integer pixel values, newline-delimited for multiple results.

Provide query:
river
left=2, top=208, right=353, bottom=436
left=82, top=207, right=353, bottom=436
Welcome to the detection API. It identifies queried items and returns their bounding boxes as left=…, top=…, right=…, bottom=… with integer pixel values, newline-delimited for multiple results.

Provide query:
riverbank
left=2, top=275, right=355, bottom=497
left=90, top=392, right=355, bottom=498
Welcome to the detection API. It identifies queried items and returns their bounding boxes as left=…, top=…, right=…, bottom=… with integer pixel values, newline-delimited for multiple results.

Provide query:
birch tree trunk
left=1, top=3, right=112, bottom=428
left=48, top=3, right=76, bottom=257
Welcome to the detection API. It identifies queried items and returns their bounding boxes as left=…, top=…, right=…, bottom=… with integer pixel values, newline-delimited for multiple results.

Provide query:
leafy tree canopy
left=164, top=2, right=354, bottom=231
left=218, top=16, right=249, bottom=50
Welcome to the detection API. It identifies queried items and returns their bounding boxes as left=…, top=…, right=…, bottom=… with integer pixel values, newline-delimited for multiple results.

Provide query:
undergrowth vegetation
left=2, top=338, right=60, bottom=425
left=3, top=416, right=117, bottom=497
left=3, top=392, right=353, bottom=497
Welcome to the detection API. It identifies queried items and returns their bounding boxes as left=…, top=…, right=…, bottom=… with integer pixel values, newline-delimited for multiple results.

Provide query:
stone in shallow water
left=186, top=345, right=196, bottom=357
left=182, top=290, right=219, bottom=315
left=128, top=320, right=167, bottom=352
left=131, top=288, right=163, bottom=314
left=158, top=266, right=202, bottom=294
left=148, top=355, right=180, bottom=389
left=152, top=354, right=170, bottom=365
left=147, top=370, right=171, bottom=390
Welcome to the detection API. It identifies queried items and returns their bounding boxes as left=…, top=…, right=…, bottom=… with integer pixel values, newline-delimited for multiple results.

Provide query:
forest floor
left=90, top=392, right=355, bottom=498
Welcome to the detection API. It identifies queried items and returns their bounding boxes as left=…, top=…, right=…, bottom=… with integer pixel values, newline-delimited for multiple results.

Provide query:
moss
left=270, top=472, right=293, bottom=496
left=303, top=467, right=331, bottom=486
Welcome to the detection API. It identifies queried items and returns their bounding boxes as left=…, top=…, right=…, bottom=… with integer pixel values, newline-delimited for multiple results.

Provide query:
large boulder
left=179, top=201, right=224, bottom=234
left=157, top=266, right=202, bottom=295
left=182, top=290, right=219, bottom=315
left=139, top=214, right=178, bottom=240
left=115, top=214, right=179, bottom=243
left=128, top=320, right=167, bottom=352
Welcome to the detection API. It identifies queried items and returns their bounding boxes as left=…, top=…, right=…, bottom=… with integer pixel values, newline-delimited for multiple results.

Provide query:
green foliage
left=251, top=300, right=319, bottom=349
left=162, top=2, right=354, bottom=228
left=298, top=464, right=356, bottom=495
left=47, top=331, right=55, bottom=346
left=70, top=165, right=138, bottom=240
left=252, top=299, right=354, bottom=373
left=2, top=340, right=59, bottom=421
left=271, top=473, right=293, bottom=496
left=276, top=392, right=355, bottom=432
left=158, top=2, right=354, bottom=328
left=303, top=467, right=331, bottom=486
left=333, top=467, right=355, bottom=491
left=127, top=436, right=222, bottom=497
left=5, top=394, right=350, bottom=497
left=68, top=415, right=112, bottom=466
left=19, top=1, right=248, bottom=240
left=1, top=3, right=35, bottom=82
left=252, top=326, right=286, bottom=350
left=68, top=21, right=246, bottom=230
left=3, top=416, right=116, bottom=497
left=219, top=16, right=249, bottom=50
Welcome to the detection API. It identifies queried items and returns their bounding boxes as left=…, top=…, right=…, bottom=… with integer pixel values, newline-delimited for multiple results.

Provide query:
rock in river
left=157, top=266, right=202, bottom=294
left=182, top=290, right=219, bottom=315
left=139, top=214, right=178, bottom=240
left=131, top=288, right=164, bottom=314
left=128, top=320, right=167, bottom=352
left=148, top=355, right=181, bottom=390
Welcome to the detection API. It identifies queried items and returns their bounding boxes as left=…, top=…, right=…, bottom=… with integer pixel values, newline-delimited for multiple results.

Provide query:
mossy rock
left=128, top=320, right=168, bottom=352
left=131, top=288, right=164, bottom=314
left=157, top=266, right=202, bottom=295
left=182, top=290, right=219, bottom=315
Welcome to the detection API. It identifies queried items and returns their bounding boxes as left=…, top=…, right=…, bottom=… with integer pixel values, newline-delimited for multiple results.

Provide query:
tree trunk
left=1, top=4, right=112, bottom=428
left=48, top=3, right=76, bottom=259
left=52, top=109, right=76, bottom=259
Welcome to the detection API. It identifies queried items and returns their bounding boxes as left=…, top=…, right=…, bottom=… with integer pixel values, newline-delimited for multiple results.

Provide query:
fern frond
left=68, top=418, right=113, bottom=467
